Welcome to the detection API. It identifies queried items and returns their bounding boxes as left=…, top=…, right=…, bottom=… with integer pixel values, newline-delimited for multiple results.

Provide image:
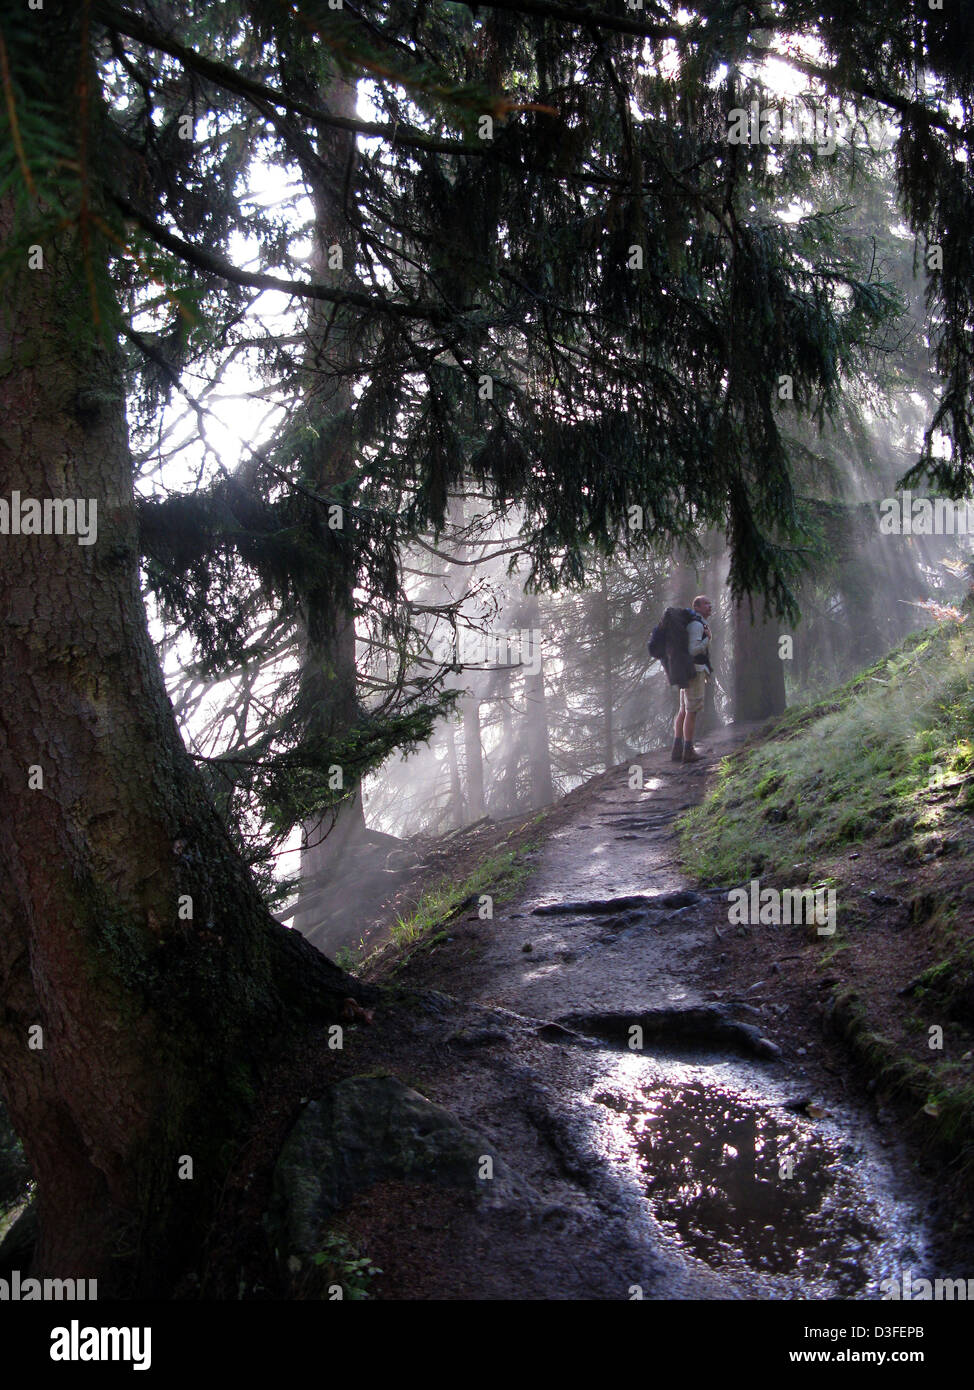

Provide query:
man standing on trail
left=672, top=595, right=713, bottom=765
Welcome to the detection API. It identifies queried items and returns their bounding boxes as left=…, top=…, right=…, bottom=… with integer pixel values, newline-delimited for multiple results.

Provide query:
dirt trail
left=346, top=730, right=935, bottom=1299
left=461, top=750, right=733, bottom=1022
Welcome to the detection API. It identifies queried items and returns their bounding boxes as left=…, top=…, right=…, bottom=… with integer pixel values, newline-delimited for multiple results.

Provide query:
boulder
left=268, top=1074, right=537, bottom=1258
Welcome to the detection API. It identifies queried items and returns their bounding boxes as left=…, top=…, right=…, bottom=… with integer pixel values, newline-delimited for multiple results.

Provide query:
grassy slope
left=679, top=619, right=974, bottom=1182
left=682, top=624, right=974, bottom=884
left=358, top=823, right=547, bottom=982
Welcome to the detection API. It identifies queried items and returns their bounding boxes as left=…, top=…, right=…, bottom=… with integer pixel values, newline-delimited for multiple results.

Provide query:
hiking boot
left=682, top=741, right=703, bottom=763
left=670, top=736, right=684, bottom=762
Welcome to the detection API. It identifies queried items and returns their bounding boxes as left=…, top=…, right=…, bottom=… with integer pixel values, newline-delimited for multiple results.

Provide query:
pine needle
left=0, top=27, right=36, bottom=199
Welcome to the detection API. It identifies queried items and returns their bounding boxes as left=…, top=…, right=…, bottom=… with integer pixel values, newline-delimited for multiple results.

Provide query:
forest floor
left=290, top=713, right=974, bottom=1301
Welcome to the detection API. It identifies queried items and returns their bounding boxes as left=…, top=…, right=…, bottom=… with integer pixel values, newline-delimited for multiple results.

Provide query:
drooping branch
left=94, top=2, right=683, bottom=194
left=111, top=192, right=465, bottom=322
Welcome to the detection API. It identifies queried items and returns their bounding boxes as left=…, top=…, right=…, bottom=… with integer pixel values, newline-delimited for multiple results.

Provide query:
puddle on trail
left=594, top=1060, right=927, bottom=1297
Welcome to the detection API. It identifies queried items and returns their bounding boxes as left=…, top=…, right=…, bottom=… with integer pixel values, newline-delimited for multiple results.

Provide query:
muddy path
left=343, top=729, right=938, bottom=1299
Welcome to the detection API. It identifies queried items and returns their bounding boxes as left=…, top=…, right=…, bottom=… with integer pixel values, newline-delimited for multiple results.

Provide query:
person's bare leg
left=682, top=694, right=703, bottom=762
left=682, top=671, right=706, bottom=763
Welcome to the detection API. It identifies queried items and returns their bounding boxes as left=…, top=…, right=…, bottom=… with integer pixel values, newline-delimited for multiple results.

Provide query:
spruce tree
left=1, top=0, right=972, bottom=1291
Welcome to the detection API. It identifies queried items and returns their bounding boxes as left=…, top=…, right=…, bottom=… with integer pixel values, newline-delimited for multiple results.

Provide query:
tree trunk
left=522, top=600, right=555, bottom=807
left=0, top=12, right=354, bottom=1293
left=599, top=564, right=614, bottom=769
left=732, top=597, right=787, bottom=722
left=491, top=684, right=520, bottom=817
left=445, top=719, right=465, bottom=828
left=667, top=549, right=698, bottom=732
left=462, top=694, right=486, bottom=821
left=501, top=696, right=518, bottom=815
left=291, top=70, right=368, bottom=937
left=695, top=541, right=726, bottom=737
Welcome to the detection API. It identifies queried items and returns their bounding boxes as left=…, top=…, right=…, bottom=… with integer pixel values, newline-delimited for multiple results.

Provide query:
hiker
left=648, top=596, right=714, bottom=763
left=672, top=595, right=713, bottom=763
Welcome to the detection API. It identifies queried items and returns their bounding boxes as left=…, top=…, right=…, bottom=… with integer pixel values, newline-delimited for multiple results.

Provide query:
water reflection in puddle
left=595, top=1067, right=924, bottom=1297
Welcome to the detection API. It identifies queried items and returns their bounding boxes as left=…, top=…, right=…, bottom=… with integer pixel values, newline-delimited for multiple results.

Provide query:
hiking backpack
left=647, top=619, right=668, bottom=661
left=647, top=607, right=701, bottom=687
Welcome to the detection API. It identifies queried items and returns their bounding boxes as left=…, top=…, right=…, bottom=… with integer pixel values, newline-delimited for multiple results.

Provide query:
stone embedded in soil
left=267, top=1075, right=539, bottom=1260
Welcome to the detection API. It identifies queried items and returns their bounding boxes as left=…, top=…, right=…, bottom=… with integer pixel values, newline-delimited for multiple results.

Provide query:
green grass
left=679, top=622, right=974, bottom=885
left=680, top=616, right=974, bottom=1184
left=911, top=934, right=974, bottom=1031
left=389, top=846, right=534, bottom=947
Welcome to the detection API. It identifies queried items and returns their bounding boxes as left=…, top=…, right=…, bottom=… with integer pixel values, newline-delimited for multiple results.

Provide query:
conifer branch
left=0, top=27, right=35, bottom=198
left=471, top=1, right=966, bottom=140
left=111, top=193, right=461, bottom=322
left=94, top=3, right=667, bottom=194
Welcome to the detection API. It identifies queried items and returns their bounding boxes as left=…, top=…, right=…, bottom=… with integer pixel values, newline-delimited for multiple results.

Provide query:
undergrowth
left=680, top=622, right=974, bottom=885
left=355, top=843, right=538, bottom=980
left=681, top=617, right=974, bottom=1182
left=389, top=847, right=533, bottom=947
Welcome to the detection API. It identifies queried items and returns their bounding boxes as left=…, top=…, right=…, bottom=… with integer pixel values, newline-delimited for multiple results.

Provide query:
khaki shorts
left=679, top=669, right=708, bottom=715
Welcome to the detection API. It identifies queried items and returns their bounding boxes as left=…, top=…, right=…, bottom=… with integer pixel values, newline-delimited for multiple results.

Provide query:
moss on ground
left=680, top=622, right=974, bottom=885
left=680, top=618, right=974, bottom=1184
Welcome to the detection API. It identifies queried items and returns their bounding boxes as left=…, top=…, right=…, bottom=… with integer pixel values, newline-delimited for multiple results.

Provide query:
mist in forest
left=134, top=78, right=974, bottom=948
left=349, top=215, right=973, bottom=848
left=358, top=448, right=970, bottom=847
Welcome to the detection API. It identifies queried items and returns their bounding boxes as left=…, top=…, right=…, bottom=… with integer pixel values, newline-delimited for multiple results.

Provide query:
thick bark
left=0, top=12, right=354, bottom=1293
left=732, top=597, right=787, bottom=722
